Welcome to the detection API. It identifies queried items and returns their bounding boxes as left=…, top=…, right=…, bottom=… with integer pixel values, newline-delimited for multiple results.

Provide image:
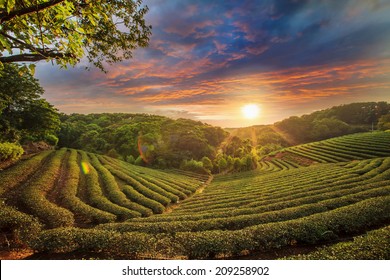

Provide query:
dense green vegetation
left=0, top=148, right=206, bottom=228
left=274, top=102, right=390, bottom=142
left=0, top=131, right=389, bottom=259
left=1, top=64, right=390, bottom=260
left=0, top=142, right=23, bottom=162
left=286, top=226, right=390, bottom=260
left=57, top=113, right=241, bottom=172
left=0, top=64, right=60, bottom=144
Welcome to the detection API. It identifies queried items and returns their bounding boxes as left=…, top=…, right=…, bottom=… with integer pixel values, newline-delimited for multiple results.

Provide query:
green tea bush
left=80, top=151, right=141, bottom=220
left=0, top=150, right=52, bottom=196
left=31, top=228, right=157, bottom=258
left=0, top=205, right=42, bottom=247
left=122, top=185, right=165, bottom=214
left=99, top=156, right=179, bottom=203
left=287, top=226, right=390, bottom=260
left=171, top=195, right=390, bottom=259
left=20, top=149, right=75, bottom=228
left=59, top=150, right=116, bottom=223
left=44, top=134, right=59, bottom=146
left=104, top=165, right=171, bottom=206
left=89, top=154, right=148, bottom=217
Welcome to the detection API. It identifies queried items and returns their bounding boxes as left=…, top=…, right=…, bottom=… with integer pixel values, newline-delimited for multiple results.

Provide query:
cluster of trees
left=58, top=113, right=263, bottom=174
left=232, top=125, right=289, bottom=156
left=0, top=64, right=60, bottom=143
left=58, top=113, right=228, bottom=172
left=378, top=114, right=390, bottom=131
left=0, top=64, right=61, bottom=162
left=180, top=153, right=258, bottom=175
left=274, top=102, right=390, bottom=144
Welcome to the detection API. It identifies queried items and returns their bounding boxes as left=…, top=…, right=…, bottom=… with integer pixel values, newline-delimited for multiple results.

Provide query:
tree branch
left=0, top=31, right=39, bottom=53
left=0, top=52, right=71, bottom=63
left=0, top=0, right=65, bottom=24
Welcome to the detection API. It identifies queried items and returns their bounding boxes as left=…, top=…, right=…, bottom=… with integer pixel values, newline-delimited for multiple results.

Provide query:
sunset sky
left=35, top=0, right=390, bottom=127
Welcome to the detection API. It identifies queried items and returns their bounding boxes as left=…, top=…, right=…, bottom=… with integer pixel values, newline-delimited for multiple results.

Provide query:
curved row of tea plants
left=278, top=131, right=390, bottom=166
left=97, top=157, right=390, bottom=233
left=30, top=195, right=390, bottom=259
left=0, top=148, right=205, bottom=231
left=285, top=225, right=390, bottom=260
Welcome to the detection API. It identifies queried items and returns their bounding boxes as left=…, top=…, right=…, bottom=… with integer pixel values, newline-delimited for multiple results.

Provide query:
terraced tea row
left=274, top=131, right=390, bottom=167
left=31, top=195, right=390, bottom=259
left=97, top=157, right=390, bottom=233
left=286, top=225, right=390, bottom=260
left=0, top=148, right=206, bottom=228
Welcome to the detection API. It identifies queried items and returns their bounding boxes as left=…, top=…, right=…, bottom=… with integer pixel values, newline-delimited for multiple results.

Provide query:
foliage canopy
left=0, top=0, right=151, bottom=71
left=0, top=63, right=60, bottom=142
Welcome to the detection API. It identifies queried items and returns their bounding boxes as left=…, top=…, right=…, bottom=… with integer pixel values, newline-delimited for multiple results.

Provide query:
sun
left=242, top=104, right=260, bottom=119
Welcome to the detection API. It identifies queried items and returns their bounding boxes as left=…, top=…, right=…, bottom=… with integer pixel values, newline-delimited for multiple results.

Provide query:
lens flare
left=81, top=161, right=90, bottom=174
left=138, top=137, right=148, bottom=163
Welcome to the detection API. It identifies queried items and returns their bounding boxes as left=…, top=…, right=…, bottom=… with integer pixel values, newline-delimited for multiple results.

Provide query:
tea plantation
left=1, top=132, right=389, bottom=259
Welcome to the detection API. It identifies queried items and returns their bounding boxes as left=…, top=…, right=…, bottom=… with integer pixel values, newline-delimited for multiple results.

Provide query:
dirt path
left=46, top=149, right=70, bottom=206
left=195, top=174, right=214, bottom=194
left=164, top=174, right=214, bottom=213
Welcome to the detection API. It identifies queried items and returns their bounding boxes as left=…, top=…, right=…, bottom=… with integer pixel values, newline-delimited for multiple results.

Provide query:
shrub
left=107, top=149, right=120, bottom=159
left=134, top=156, right=145, bottom=166
left=80, top=151, right=141, bottom=220
left=181, top=159, right=209, bottom=175
left=126, top=155, right=135, bottom=164
left=0, top=142, right=24, bottom=161
left=44, top=134, right=59, bottom=146
left=122, top=185, right=165, bottom=214
left=89, top=154, right=147, bottom=217
left=59, top=149, right=117, bottom=224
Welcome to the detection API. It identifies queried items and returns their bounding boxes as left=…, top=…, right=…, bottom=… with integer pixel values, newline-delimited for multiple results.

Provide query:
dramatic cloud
left=35, top=0, right=390, bottom=127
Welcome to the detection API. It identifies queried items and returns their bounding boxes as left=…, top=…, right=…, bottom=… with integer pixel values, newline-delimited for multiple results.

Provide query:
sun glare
left=242, top=104, right=260, bottom=119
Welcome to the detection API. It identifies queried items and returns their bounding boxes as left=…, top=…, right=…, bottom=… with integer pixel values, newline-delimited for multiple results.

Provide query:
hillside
left=230, top=102, right=390, bottom=149
left=1, top=131, right=389, bottom=259
left=259, top=131, right=390, bottom=170
left=0, top=149, right=208, bottom=229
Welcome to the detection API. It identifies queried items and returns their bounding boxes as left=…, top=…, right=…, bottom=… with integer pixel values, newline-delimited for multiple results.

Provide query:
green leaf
left=28, top=64, right=36, bottom=76
left=6, top=0, right=15, bottom=14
